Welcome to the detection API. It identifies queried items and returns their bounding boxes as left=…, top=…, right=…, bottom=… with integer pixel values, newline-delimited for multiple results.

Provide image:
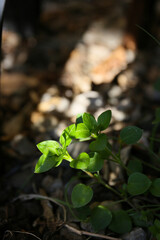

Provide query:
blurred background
left=1, top=0, right=160, bottom=238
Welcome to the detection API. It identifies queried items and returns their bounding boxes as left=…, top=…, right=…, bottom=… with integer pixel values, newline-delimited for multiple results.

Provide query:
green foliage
left=150, top=178, right=160, bottom=197
left=130, top=211, right=150, bottom=228
left=59, top=124, right=76, bottom=147
left=149, top=219, right=160, bottom=240
left=75, top=123, right=91, bottom=139
left=71, top=183, right=93, bottom=208
left=70, top=152, right=90, bottom=170
left=90, top=205, right=112, bottom=231
left=34, top=109, right=160, bottom=237
left=89, top=134, right=107, bottom=152
left=120, top=126, right=143, bottom=145
left=97, top=110, right=112, bottom=131
left=127, top=172, right=152, bottom=196
left=85, top=152, right=104, bottom=172
left=109, top=210, right=132, bottom=234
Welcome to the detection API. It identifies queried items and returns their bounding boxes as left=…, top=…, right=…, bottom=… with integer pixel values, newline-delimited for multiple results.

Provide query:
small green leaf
left=109, top=210, right=132, bottom=234
left=75, top=123, right=91, bottom=139
left=76, top=113, right=83, bottom=124
left=82, top=113, right=97, bottom=131
left=86, top=152, right=104, bottom=172
left=59, top=124, right=76, bottom=147
left=34, top=151, right=63, bottom=173
left=150, top=178, right=160, bottom=197
left=70, top=152, right=90, bottom=170
left=89, top=134, right=107, bottom=152
left=97, top=110, right=111, bottom=131
left=90, top=205, right=112, bottom=231
left=71, top=183, right=93, bottom=208
left=37, top=140, right=61, bottom=155
left=127, top=158, right=143, bottom=175
left=120, top=126, right=143, bottom=145
left=127, top=172, right=152, bottom=196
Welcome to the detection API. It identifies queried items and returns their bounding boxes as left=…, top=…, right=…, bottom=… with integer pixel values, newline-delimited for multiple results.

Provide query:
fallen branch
left=64, top=224, right=122, bottom=240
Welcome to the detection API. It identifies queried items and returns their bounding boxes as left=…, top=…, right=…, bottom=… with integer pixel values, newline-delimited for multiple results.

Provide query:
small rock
left=67, top=91, right=103, bottom=117
left=108, top=85, right=123, bottom=98
left=111, top=106, right=128, bottom=121
left=123, top=228, right=146, bottom=240
left=117, top=69, right=139, bottom=90
left=11, top=134, right=35, bottom=156
left=38, top=96, right=70, bottom=114
left=117, top=98, right=133, bottom=111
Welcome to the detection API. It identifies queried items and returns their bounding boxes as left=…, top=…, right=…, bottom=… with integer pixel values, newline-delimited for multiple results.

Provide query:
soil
left=1, top=1, right=160, bottom=239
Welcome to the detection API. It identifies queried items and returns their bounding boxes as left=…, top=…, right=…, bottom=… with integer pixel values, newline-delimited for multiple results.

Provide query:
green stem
left=105, top=146, right=129, bottom=172
left=150, top=123, right=159, bottom=151
left=140, top=159, right=160, bottom=172
left=83, top=170, right=136, bottom=210
left=63, top=151, right=73, bottom=162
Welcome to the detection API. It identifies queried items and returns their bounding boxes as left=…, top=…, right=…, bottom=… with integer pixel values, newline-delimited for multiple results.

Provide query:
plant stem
left=150, top=123, right=159, bottom=151
left=83, top=170, right=136, bottom=210
left=105, top=146, right=129, bottom=172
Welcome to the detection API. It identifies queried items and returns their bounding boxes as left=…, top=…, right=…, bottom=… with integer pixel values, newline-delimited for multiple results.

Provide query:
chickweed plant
left=35, top=109, right=160, bottom=238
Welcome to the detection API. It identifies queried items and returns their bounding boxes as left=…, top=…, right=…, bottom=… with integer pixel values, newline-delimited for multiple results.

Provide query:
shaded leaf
left=89, top=134, right=107, bottom=152
left=150, top=178, right=160, bottom=197
left=90, top=205, right=112, bottom=231
left=120, top=126, right=143, bottom=145
left=127, top=172, right=151, bottom=196
left=109, top=210, right=132, bottom=234
left=97, top=110, right=111, bottom=131
left=71, top=183, right=93, bottom=208
left=76, top=113, right=84, bottom=124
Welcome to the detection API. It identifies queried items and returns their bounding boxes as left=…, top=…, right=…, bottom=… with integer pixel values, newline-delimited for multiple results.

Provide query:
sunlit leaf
left=34, top=151, right=63, bottom=173
left=37, top=140, right=61, bottom=155
left=59, top=124, right=76, bottom=147
left=75, top=123, right=91, bottom=139
left=70, top=152, right=90, bottom=170
left=86, top=152, right=104, bottom=172
left=82, top=113, right=97, bottom=131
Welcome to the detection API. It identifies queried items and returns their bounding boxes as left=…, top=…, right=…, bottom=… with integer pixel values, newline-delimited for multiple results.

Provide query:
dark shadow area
left=1, top=0, right=160, bottom=239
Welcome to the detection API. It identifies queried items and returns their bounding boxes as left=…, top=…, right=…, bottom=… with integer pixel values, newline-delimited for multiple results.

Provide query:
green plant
left=34, top=110, right=160, bottom=238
